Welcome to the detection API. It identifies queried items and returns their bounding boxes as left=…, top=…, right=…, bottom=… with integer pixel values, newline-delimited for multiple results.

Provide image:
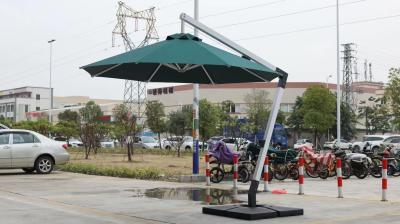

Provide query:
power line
left=213, top=0, right=367, bottom=29
left=234, top=13, right=400, bottom=41
left=201, top=0, right=287, bottom=19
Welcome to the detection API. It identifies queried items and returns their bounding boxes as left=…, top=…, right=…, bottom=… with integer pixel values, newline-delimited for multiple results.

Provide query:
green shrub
left=58, top=163, right=165, bottom=180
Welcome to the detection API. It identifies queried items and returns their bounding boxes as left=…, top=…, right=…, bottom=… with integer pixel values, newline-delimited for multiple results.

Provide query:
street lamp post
left=48, top=39, right=55, bottom=124
left=326, top=75, right=332, bottom=88
left=336, top=0, right=341, bottom=148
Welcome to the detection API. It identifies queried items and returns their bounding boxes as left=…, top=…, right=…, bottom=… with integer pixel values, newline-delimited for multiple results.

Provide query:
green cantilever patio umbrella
left=81, top=13, right=302, bottom=220
left=81, top=33, right=280, bottom=83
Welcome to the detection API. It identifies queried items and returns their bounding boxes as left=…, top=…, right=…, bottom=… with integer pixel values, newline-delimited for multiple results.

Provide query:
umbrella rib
left=241, top=68, right=268, bottom=82
left=92, top=63, right=123, bottom=77
left=201, top=65, right=215, bottom=85
left=147, top=64, right=162, bottom=82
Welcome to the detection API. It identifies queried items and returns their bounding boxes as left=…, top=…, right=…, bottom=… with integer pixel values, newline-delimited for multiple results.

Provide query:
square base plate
left=202, top=204, right=303, bottom=220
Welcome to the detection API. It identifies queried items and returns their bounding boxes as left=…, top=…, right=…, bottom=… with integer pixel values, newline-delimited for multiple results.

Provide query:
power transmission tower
left=112, top=1, right=159, bottom=121
left=364, top=59, right=368, bottom=81
left=369, top=62, right=373, bottom=81
left=341, top=43, right=357, bottom=107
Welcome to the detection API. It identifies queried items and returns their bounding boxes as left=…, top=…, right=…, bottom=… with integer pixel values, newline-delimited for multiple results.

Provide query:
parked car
left=163, top=136, right=207, bottom=151
left=352, top=135, right=400, bottom=153
left=0, top=129, right=70, bottom=174
left=68, top=138, right=83, bottom=148
left=294, top=139, right=313, bottom=150
left=0, top=123, right=9, bottom=129
left=133, top=136, right=160, bottom=149
left=221, top=137, right=251, bottom=151
left=100, top=138, right=115, bottom=148
left=381, top=136, right=400, bottom=150
left=323, top=139, right=352, bottom=150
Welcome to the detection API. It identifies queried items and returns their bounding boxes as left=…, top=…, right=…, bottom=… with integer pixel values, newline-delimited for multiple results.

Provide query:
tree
left=166, top=109, right=188, bottom=157
left=79, top=101, right=103, bottom=159
left=358, top=97, right=391, bottom=134
left=53, top=121, right=79, bottom=142
left=199, top=99, right=220, bottom=146
left=14, top=119, right=53, bottom=136
left=58, top=110, right=79, bottom=123
left=287, top=96, right=304, bottom=141
left=145, top=101, right=166, bottom=149
left=244, top=89, right=271, bottom=135
left=300, top=85, right=336, bottom=147
left=113, top=104, right=140, bottom=162
left=331, top=102, right=357, bottom=140
left=385, top=68, right=400, bottom=131
left=219, top=100, right=242, bottom=138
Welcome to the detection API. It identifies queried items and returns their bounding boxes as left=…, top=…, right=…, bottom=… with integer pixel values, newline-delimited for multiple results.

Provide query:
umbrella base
left=202, top=204, right=303, bottom=220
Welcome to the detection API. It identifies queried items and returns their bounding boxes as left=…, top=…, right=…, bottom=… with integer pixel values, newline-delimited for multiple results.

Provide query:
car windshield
left=142, top=137, right=156, bottom=143
left=363, top=136, right=384, bottom=141
left=183, top=136, right=193, bottom=142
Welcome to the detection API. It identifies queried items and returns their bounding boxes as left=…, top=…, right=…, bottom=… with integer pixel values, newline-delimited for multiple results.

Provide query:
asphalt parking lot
left=1, top=170, right=400, bottom=224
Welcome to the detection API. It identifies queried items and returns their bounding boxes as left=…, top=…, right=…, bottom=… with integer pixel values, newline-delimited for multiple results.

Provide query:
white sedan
left=0, top=129, right=70, bottom=174
left=294, top=139, right=313, bottom=150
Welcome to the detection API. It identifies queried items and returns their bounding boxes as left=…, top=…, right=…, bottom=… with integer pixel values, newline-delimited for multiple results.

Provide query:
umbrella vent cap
left=166, top=33, right=202, bottom=42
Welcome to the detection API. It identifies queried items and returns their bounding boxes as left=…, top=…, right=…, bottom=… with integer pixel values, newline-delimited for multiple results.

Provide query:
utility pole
left=192, top=0, right=200, bottom=174
left=112, top=1, right=159, bottom=121
left=48, top=39, right=55, bottom=123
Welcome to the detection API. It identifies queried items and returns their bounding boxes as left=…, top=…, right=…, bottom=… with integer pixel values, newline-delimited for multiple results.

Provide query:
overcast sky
left=1, top=0, right=399, bottom=100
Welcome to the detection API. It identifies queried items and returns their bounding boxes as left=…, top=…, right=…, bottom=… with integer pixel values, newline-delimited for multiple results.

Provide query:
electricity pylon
left=112, top=1, right=159, bottom=121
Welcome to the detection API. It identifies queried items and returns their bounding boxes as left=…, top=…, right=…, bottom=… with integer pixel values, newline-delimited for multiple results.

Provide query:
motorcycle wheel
left=289, top=166, right=299, bottom=180
left=318, top=165, right=329, bottom=179
left=342, top=161, right=352, bottom=179
left=305, top=164, right=320, bottom=178
left=238, top=166, right=250, bottom=183
left=370, top=158, right=382, bottom=178
left=387, top=165, right=396, bottom=176
left=353, top=164, right=369, bottom=179
left=273, top=163, right=288, bottom=181
left=210, top=167, right=224, bottom=183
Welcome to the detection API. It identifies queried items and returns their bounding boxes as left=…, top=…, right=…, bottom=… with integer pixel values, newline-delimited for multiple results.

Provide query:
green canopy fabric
left=81, top=33, right=280, bottom=84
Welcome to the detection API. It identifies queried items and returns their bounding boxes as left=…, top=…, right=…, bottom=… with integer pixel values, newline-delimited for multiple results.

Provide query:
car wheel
left=165, top=145, right=171, bottom=150
left=185, top=146, right=191, bottom=151
left=35, top=156, right=54, bottom=174
left=22, top=168, right=35, bottom=174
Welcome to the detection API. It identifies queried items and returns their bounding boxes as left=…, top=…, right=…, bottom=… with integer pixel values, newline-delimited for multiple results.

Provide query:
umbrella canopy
left=81, top=33, right=280, bottom=84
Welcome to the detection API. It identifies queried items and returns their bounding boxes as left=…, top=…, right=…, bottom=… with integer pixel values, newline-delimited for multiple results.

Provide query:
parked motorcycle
left=345, top=152, right=371, bottom=179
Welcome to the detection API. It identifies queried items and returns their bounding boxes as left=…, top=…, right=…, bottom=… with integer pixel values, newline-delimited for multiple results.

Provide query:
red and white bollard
left=263, top=156, right=269, bottom=192
left=298, top=157, right=304, bottom=195
left=205, top=154, right=211, bottom=186
left=382, top=158, right=388, bottom=201
left=233, top=154, right=238, bottom=188
left=336, top=158, right=343, bottom=198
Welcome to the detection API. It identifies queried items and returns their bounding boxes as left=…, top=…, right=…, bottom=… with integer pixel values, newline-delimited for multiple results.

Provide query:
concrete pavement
left=1, top=170, right=400, bottom=224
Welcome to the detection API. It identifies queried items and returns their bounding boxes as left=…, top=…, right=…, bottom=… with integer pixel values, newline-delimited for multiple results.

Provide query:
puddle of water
left=128, top=187, right=247, bottom=205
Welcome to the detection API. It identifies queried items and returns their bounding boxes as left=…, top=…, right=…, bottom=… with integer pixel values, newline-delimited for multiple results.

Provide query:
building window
left=152, top=89, right=157, bottom=95
left=6, top=105, right=11, bottom=112
left=10, top=104, right=14, bottom=112
left=163, top=88, right=168, bottom=94
left=147, top=89, right=153, bottom=95
left=168, top=87, right=173, bottom=94
left=25, top=105, right=29, bottom=113
left=36, top=94, right=40, bottom=100
left=36, top=107, right=40, bottom=111
left=157, top=88, right=162, bottom=95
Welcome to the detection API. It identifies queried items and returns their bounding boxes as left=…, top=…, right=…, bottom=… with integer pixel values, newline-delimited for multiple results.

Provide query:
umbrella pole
left=248, top=71, right=287, bottom=207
